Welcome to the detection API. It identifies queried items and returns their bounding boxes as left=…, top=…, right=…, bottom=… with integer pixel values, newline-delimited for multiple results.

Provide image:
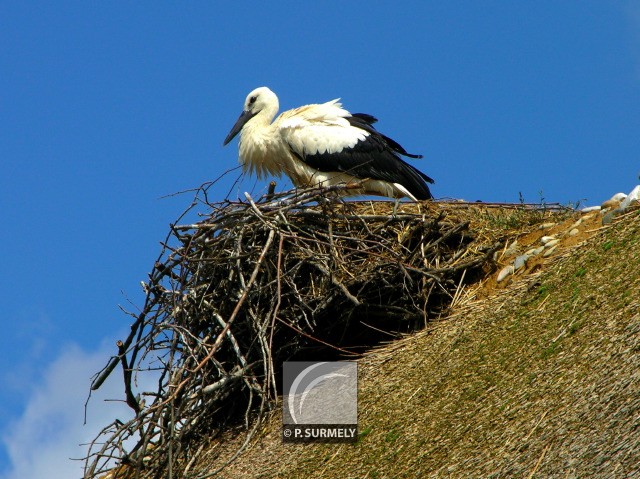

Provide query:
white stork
left=223, top=87, right=434, bottom=200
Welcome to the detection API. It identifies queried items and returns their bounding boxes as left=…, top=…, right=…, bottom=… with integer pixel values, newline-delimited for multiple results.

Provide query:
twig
left=117, top=340, right=141, bottom=415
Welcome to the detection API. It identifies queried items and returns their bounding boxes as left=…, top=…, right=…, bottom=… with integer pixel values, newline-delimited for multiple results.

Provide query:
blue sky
left=1, top=2, right=640, bottom=477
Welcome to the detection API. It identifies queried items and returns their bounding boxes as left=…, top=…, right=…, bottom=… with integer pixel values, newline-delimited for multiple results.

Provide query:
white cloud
left=0, top=341, right=136, bottom=479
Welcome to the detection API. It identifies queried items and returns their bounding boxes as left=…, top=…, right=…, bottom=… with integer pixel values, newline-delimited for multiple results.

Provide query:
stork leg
left=266, top=181, right=277, bottom=200
left=392, top=197, right=401, bottom=217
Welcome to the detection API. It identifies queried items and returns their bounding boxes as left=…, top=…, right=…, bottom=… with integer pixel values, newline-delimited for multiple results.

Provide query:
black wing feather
left=290, top=113, right=434, bottom=200
left=350, top=114, right=423, bottom=159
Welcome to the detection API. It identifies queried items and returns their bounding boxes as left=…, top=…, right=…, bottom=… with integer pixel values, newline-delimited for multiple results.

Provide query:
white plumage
left=223, top=87, right=434, bottom=200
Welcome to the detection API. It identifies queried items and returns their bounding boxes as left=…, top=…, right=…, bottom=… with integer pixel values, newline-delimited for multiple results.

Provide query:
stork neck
left=243, top=105, right=278, bottom=142
left=257, top=103, right=279, bottom=126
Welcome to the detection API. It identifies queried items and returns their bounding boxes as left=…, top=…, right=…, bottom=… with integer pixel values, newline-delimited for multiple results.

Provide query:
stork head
left=223, top=87, right=279, bottom=145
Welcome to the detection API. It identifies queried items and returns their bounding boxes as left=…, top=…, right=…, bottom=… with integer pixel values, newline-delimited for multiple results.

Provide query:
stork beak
left=223, top=109, right=257, bottom=145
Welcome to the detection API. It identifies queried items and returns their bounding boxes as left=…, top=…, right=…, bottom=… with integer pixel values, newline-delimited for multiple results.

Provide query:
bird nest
left=84, top=184, right=558, bottom=479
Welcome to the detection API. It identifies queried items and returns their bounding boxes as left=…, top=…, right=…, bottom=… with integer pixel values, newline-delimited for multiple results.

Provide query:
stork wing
left=278, top=100, right=366, bottom=155
left=279, top=103, right=433, bottom=199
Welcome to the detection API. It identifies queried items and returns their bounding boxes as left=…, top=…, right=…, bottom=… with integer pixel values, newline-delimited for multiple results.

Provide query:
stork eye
left=249, top=96, right=257, bottom=104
